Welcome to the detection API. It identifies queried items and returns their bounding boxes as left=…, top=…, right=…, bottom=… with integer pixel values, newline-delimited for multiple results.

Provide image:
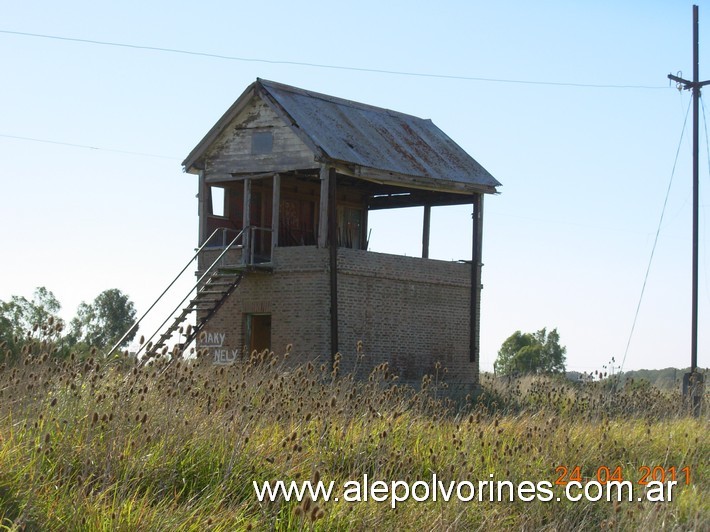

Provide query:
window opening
left=251, top=131, right=273, bottom=154
left=337, top=206, right=363, bottom=249
left=280, top=198, right=316, bottom=246
left=210, top=186, right=226, bottom=217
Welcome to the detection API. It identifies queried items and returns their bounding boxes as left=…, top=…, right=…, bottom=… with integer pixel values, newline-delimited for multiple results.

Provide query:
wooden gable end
left=203, top=96, right=318, bottom=183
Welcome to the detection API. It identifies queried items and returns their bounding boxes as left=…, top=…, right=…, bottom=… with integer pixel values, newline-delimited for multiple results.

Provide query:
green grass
left=0, top=337, right=707, bottom=530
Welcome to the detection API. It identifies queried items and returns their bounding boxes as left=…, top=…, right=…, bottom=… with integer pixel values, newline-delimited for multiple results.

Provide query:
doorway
left=246, top=313, right=271, bottom=354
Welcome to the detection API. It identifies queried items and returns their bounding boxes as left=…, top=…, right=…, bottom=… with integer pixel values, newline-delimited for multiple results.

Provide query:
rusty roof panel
left=257, top=79, right=501, bottom=191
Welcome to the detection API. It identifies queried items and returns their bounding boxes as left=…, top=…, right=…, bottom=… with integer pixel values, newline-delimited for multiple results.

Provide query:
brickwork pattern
left=335, top=248, right=477, bottom=386
left=197, top=246, right=479, bottom=388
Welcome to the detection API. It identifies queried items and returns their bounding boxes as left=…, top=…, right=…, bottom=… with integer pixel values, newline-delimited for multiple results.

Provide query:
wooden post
left=666, top=6, right=710, bottom=415
left=470, top=194, right=484, bottom=362
left=243, top=178, right=251, bottom=264
left=691, top=4, right=700, bottom=380
left=198, top=170, right=207, bottom=246
left=271, top=173, right=280, bottom=258
left=361, top=196, right=369, bottom=250
left=318, top=165, right=330, bottom=248
left=328, top=167, right=339, bottom=363
left=422, top=204, right=431, bottom=259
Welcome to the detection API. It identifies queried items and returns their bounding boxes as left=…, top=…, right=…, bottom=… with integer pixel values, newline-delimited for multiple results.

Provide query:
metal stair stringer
left=147, top=268, right=244, bottom=357
left=183, top=268, right=245, bottom=353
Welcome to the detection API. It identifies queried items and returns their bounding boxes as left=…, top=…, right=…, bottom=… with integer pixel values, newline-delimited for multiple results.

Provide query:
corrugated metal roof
left=183, top=79, right=500, bottom=193
left=257, top=79, right=500, bottom=191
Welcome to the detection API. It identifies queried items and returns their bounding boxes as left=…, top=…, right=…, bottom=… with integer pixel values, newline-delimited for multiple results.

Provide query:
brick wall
left=335, top=248, right=477, bottom=388
left=197, top=246, right=479, bottom=390
left=198, top=246, right=330, bottom=367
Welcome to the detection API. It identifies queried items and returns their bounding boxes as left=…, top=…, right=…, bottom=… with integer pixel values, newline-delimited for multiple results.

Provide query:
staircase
left=107, top=226, right=270, bottom=361
left=146, top=268, right=244, bottom=357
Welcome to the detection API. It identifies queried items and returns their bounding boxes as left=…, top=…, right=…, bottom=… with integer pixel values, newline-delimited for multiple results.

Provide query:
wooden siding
left=200, top=173, right=368, bottom=250
left=204, top=98, right=318, bottom=181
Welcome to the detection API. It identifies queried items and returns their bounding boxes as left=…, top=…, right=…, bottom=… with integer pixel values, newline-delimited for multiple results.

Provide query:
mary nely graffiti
left=200, top=331, right=240, bottom=365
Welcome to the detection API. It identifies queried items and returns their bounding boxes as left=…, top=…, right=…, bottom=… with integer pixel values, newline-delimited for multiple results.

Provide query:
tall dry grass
left=0, top=328, right=707, bottom=530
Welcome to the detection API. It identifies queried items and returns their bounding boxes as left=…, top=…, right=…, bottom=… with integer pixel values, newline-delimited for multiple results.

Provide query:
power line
left=0, top=29, right=671, bottom=90
left=619, top=98, right=692, bottom=374
left=0, top=133, right=178, bottom=160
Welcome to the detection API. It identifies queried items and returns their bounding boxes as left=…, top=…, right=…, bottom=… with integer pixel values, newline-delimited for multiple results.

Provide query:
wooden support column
left=271, top=173, right=280, bottom=257
left=470, top=194, right=484, bottom=363
left=422, top=204, right=431, bottom=259
left=328, top=167, right=339, bottom=363
left=198, top=170, right=207, bottom=245
left=318, top=165, right=329, bottom=248
left=361, top=197, right=369, bottom=250
left=242, top=178, right=251, bottom=264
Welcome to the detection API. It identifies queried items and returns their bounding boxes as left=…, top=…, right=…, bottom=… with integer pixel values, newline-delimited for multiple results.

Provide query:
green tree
left=69, top=289, right=137, bottom=351
left=0, top=287, right=65, bottom=362
left=494, top=327, right=566, bottom=376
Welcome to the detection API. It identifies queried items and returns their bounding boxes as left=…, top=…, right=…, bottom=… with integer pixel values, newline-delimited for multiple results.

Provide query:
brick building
left=179, top=79, right=500, bottom=391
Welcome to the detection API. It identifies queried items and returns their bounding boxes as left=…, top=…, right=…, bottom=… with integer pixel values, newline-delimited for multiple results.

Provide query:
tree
left=0, top=287, right=65, bottom=362
left=494, top=327, right=566, bottom=376
left=69, top=289, right=137, bottom=350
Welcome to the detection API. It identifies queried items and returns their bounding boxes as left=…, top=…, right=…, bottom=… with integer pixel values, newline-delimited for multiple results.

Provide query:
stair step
left=197, top=289, right=228, bottom=295
left=193, top=299, right=222, bottom=305
left=190, top=297, right=220, bottom=305
left=141, top=269, right=244, bottom=359
left=206, top=270, right=242, bottom=282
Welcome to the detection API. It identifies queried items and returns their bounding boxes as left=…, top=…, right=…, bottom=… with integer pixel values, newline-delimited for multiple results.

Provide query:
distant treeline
left=566, top=367, right=707, bottom=392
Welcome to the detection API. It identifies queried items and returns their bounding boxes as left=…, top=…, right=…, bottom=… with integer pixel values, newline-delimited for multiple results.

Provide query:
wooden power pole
left=668, top=4, right=706, bottom=415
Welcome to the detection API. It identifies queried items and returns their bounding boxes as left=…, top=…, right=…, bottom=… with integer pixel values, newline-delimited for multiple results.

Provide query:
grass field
left=0, top=333, right=707, bottom=530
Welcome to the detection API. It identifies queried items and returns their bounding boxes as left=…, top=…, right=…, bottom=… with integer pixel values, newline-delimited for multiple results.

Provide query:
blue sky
left=1, top=0, right=708, bottom=374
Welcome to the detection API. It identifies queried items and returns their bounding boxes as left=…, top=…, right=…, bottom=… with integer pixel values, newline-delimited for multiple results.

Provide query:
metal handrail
left=134, top=226, right=253, bottom=359
left=105, top=226, right=242, bottom=357
left=205, top=227, right=243, bottom=249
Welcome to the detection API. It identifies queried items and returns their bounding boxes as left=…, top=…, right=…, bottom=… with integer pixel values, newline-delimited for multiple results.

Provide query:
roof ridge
left=257, top=78, right=430, bottom=122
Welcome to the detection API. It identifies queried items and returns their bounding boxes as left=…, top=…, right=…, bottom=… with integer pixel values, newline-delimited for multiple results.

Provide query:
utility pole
left=668, top=4, right=706, bottom=415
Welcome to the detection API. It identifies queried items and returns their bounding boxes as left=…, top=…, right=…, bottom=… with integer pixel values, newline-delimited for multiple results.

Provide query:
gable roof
left=183, top=78, right=500, bottom=194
